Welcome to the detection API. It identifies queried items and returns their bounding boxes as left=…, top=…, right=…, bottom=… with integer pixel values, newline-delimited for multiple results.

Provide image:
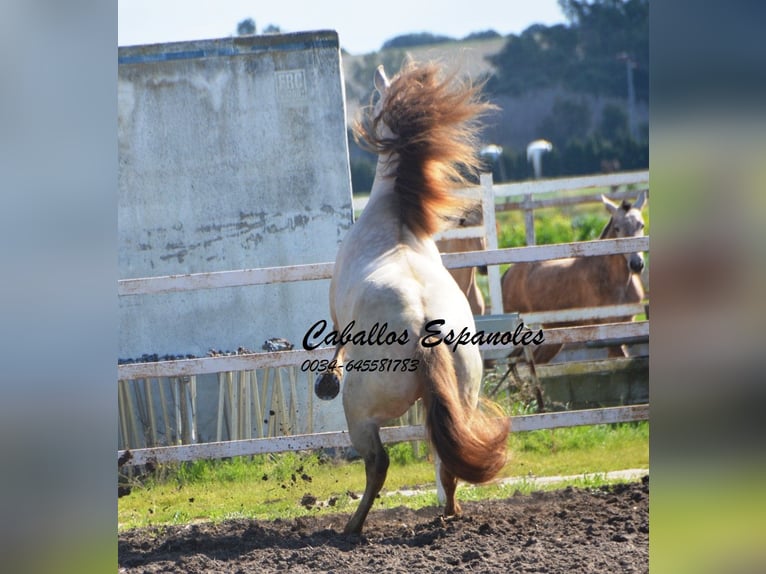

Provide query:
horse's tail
left=418, top=344, right=509, bottom=484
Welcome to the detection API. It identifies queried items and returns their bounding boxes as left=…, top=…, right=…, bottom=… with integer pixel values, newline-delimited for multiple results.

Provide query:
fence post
left=481, top=173, right=504, bottom=315
left=523, top=193, right=536, bottom=246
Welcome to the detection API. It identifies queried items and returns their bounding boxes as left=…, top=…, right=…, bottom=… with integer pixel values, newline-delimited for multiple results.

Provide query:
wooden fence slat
left=117, top=405, right=648, bottom=467
left=440, top=236, right=649, bottom=270
left=116, top=321, right=646, bottom=382
left=520, top=303, right=646, bottom=325
left=116, top=238, right=648, bottom=298
left=499, top=188, right=649, bottom=212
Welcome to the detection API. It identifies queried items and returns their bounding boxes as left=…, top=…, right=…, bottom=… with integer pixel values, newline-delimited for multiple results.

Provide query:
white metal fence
left=118, top=171, right=649, bottom=467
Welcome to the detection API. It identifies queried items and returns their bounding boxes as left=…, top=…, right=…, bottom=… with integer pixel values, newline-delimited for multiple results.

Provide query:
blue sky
left=118, top=0, right=566, bottom=54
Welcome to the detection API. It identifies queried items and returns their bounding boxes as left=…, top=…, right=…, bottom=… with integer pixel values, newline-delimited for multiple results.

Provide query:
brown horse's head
left=600, top=191, right=647, bottom=274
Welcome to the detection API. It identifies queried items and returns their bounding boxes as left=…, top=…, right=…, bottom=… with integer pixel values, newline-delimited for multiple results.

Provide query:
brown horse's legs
left=343, top=422, right=389, bottom=534
left=439, top=463, right=461, bottom=517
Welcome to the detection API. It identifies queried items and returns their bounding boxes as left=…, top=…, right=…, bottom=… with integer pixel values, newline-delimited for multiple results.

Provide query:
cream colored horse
left=501, top=192, right=647, bottom=363
left=320, top=62, right=509, bottom=534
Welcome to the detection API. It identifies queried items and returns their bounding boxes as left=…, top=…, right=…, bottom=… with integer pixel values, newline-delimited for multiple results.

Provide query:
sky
left=118, top=0, right=567, bottom=55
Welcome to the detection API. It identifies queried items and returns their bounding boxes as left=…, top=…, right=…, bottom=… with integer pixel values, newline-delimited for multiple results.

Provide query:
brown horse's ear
left=374, top=65, right=390, bottom=97
left=602, top=194, right=619, bottom=215
left=633, top=190, right=647, bottom=210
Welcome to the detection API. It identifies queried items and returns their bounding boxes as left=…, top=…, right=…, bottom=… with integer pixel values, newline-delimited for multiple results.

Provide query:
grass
left=118, top=196, right=651, bottom=532
left=118, top=421, right=648, bottom=531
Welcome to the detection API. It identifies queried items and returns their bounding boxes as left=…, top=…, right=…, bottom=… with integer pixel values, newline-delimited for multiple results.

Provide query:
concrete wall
left=118, top=32, right=353, bottom=435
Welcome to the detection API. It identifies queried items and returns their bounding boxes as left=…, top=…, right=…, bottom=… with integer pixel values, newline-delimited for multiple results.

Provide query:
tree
left=237, top=18, right=255, bottom=36
left=381, top=32, right=455, bottom=50
left=463, top=30, right=501, bottom=41
left=488, top=1, right=648, bottom=102
left=537, top=97, right=593, bottom=147
left=598, top=103, right=629, bottom=141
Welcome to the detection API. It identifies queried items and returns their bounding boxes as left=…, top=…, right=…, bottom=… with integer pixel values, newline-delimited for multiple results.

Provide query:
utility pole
left=618, top=52, right=638, bottom=140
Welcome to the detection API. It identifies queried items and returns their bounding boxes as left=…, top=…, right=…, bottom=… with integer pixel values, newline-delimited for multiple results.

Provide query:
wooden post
left=481, top=173, right=504, bottom=315
left=523, top=193, right=536, bottom=246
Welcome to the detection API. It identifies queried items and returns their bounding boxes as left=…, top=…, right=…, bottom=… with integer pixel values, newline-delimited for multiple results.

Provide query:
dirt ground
left=118, top=475, right=648, bottom=573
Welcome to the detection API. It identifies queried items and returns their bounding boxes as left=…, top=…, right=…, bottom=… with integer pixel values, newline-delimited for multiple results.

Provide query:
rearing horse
left=324, top=62, right=509, bottom=534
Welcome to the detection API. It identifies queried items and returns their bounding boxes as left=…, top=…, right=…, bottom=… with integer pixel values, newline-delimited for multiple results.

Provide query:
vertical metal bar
left=251, top=370, right=264, bottom=438
left=216, top=373, right=225, bottom=442
left=171, top=377, right=182, bottom=445
left=288, top=366, right=299, bottom=434
left=157, top=377, right=172, bottom=446
left=227, top=371, right=237, bottom=441
left=265, top=368, right=276, bottom=437
left=275, top=368, right=289, bottom=435
left=180, top=377, right=191, bottom=444
left=143, top=378, right=157, bottom=446
left=118, top=380, right=130, bottom=450
left=243, top=371, right=252, bottom=439
left=306, top=369, right=313, bottom=434
left=124, top=379, right=142, bottom=448
left=189, top=375, right=197, bottom=444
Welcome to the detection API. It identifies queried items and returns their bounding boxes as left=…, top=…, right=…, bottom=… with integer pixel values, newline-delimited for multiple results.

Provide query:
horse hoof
left=314, top=371, right=340, bottom=400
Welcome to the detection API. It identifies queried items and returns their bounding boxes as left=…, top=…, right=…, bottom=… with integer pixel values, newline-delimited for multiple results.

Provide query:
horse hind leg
left=435, top=455, right=461, bottom=517
left=343, top=420, right=390, bottom=535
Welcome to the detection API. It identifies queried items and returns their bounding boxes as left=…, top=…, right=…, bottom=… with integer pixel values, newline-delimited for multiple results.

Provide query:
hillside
left=341, top=37, right=506, bottom=124
left=340, top=36, right=647, bottom=156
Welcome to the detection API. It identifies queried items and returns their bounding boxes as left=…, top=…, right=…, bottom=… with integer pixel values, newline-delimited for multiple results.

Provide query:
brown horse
left=323, top=62, right=509, bottom=534
left=501, top=192, right=647, bottom=363
left=436, top=209, right=487, bottom=316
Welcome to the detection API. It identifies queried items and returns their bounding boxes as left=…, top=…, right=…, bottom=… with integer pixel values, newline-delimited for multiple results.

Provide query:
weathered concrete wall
left=118, top=32, right=353, bottom=434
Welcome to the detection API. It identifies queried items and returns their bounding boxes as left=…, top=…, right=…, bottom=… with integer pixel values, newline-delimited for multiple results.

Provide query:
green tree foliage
left=463, top=30, right=502, bottom=41
left=488, top=0, right=648, bottom=102
left=598, top=103, right=629, bottom=140
left=537, top=97, right=593, bottom=147
left=381, top=32, right=456, bottom=50
left=236, top=18, right=256, bottom=36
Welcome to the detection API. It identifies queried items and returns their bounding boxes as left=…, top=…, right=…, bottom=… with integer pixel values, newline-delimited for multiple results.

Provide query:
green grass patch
left=119, top=421, right=648, bottom=531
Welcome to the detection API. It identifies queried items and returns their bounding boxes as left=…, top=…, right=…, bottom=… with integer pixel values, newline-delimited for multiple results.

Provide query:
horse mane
left=353, top=61, right=496, bottom=238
